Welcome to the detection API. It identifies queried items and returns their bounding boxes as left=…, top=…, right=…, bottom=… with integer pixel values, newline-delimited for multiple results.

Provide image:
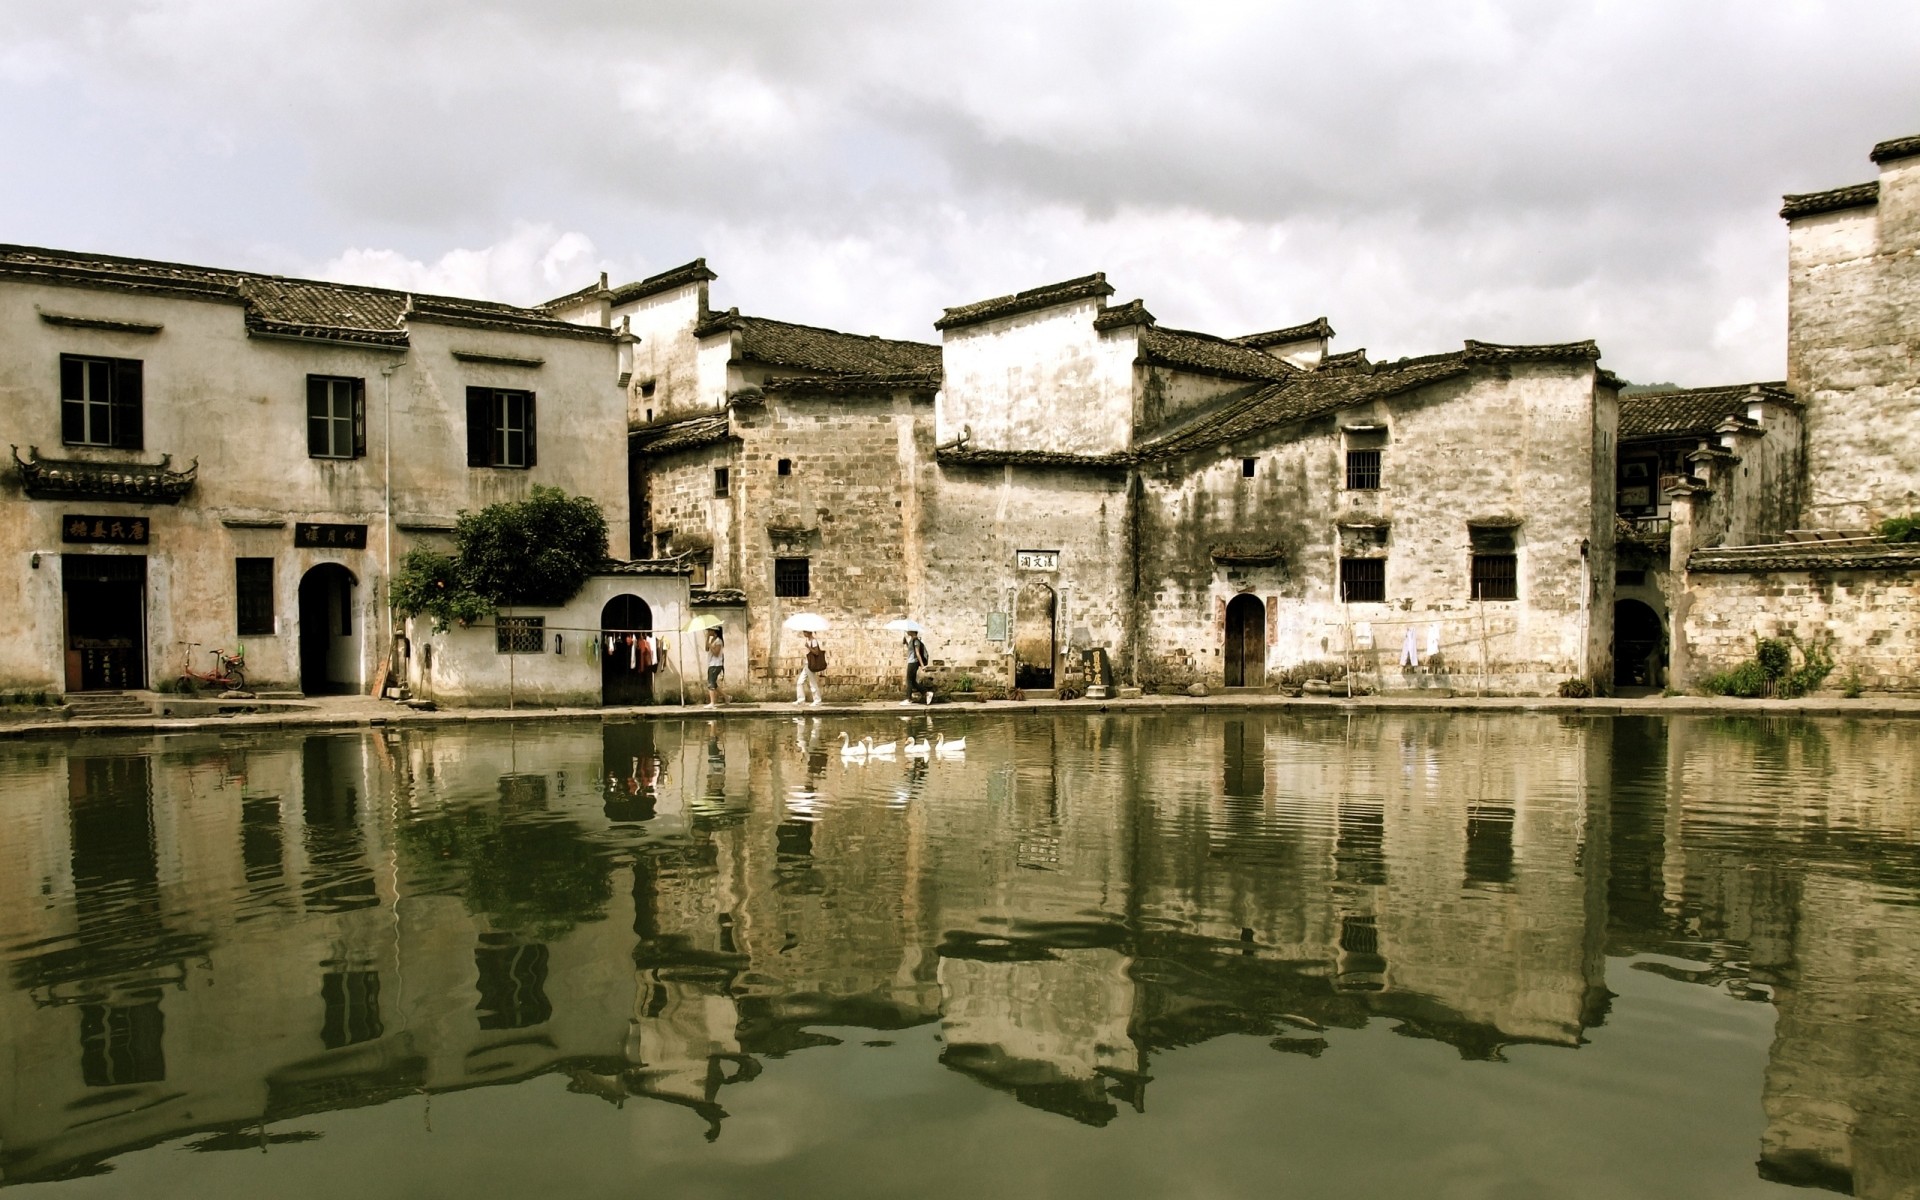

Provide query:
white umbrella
left=686, top=613, right=723, bottom=632
left=884, top=619, right=924, bottom=633
left=783, top=612, right=831, bottom=632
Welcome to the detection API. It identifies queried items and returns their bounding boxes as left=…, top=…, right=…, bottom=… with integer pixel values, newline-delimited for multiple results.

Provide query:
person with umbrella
left=786, top=612, right=830, bottom=706
left=685, top=615, right=726, bottom=708
left=888, top=619, right=931, bottom=705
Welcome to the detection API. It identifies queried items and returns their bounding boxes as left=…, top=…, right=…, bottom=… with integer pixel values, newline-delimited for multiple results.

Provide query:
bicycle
left=178, top=642, right=246, bottom=692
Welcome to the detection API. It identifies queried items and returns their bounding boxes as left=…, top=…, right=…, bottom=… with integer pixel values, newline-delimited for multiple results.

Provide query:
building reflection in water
left=0, top=713, right=1915, bottom=1195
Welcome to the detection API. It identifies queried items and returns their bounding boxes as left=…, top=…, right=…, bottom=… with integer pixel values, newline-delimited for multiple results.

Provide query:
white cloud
left=313, top=223, right=605, bottom=305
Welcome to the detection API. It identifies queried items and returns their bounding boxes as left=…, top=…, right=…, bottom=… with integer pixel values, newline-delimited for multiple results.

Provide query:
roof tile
left=1619, top=382, right=1793, bottom=441
left=936, top=273, right=1114, bottom=331
left=1781, top=182, right=1879, bottom=219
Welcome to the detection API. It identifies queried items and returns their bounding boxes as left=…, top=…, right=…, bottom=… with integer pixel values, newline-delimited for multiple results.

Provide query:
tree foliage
left=390, top=487, right=608, bottom=631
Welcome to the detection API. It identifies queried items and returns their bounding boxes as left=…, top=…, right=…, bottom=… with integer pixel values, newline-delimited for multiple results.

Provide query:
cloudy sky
left=4, top=1, right=1917, bottom=383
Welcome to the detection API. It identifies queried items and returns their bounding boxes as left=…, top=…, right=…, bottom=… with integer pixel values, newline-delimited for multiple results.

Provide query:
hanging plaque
left=1016, top=550, right=1060, bottom=571
left=63, top=514, right=150, bottom=545
left=295, top=522, right=369, bottom=549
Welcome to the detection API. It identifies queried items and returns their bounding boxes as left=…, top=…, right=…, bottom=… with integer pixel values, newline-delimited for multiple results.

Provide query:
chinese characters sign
left=295, top=523, right=368, bottom=549
left=1016, top=550, right=1060, bottom=571
left=63, top=515, right=149, bottom=545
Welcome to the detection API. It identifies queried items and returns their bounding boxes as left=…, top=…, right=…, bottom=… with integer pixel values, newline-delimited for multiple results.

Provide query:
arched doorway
left=1013, top=581, right=1056, bottom=690
left=1613, top=598, right=1664, bottom=688
left=1224, top=593, right=1266, bottom=688
left=298, top=564, right=359, bottom=695
left=601, top=594, right=654, bottom=706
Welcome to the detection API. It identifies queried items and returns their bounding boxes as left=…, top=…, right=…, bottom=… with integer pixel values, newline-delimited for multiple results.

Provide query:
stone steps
left=66, top=691, right=155, bottom=718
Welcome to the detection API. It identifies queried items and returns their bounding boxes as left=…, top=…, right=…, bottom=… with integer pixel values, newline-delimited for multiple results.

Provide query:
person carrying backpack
left=796, top=632, right=826, bottom=705
left=901, top=630, right=931, bottom=705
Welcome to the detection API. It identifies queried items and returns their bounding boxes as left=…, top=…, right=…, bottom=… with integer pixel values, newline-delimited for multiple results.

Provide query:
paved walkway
left=4, top=689, right=1919, bottom=741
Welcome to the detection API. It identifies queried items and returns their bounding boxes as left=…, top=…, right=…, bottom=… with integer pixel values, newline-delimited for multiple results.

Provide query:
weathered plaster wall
left=1789, top=158, right=1920, bottom=529
left=0, top=277, right=629, bottom=696
left=937, top=301, right=1135, bottom=455
left=611, top=282, right=711, bottom=425
left=1679, top=565, right=1920, bottom=691
left=1138, top=364, right=1611, bottom=693
left=642, top=443, right=739, bottom=584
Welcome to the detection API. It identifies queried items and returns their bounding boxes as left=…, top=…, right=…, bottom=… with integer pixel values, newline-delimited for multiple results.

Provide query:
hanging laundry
left=636, top=635, right=654, bottom=672
left=1427, top=623, right=1442, bottom=659
left=1401, top=627, right=1420, bottom=668
left=629, top=637, right=637, bottom=670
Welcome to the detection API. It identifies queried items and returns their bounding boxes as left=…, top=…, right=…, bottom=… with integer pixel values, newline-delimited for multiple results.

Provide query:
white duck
left=934, top=733, right=967, bottom=757
left=904, top=735, right=932, bottom=757
left=867, top=737, right=899, bottom=759
left=838, top=732, right=869, bottom=761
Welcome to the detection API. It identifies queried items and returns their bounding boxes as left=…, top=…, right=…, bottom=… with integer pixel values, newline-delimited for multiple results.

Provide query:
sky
left=3, top=1, right=1918, bottom=385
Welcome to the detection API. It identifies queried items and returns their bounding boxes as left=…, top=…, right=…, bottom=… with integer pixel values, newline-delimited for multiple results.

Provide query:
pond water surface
left=2, top=712, right=1917, bottom=1199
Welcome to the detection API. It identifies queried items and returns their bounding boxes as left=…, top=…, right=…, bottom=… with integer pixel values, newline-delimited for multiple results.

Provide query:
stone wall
left=613, top=277, right=712, bottom=425
left=1788, top=148, right=1920, bottom=529
left=1678, top=547, right=1920, bottom=691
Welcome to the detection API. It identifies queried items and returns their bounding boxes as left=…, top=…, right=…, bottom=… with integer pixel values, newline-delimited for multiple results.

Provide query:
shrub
left=1755, top=638, right=1792, bottom=681
left=455, top=486, right=609, bottom=607
left=1842, top=673, right=1865, bottom=699
left=1557, top=677, right=1594, bottom=698
left=1778, top=640, right=1834, bottom=699
left=1877, top=514, right=1920, bottom=543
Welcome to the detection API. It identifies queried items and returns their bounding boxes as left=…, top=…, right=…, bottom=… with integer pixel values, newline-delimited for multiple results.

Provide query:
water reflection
left=0, top=714, right=1915, bottom=1196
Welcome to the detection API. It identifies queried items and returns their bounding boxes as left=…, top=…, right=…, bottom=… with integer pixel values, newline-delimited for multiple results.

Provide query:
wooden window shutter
left=111, top=358, right=143, bottom=450
left=466, top=387, right=491, bottom=466
left=352, top=378, right=367, bottom=458
left=307, top=376, right=329, bottom=456
left=60, top=356, right=85, bottom=443
left=523, top=393, right=537, bottom=468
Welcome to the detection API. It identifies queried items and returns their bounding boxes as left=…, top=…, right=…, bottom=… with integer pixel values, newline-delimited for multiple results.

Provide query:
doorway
left=62, top=554, right=147, bottom=691
left=299, top=564, right=359, bottom=695
left=1224, top=593, right=1266, bottom=688
left=1612, top=599, right=1664, bottom=688
left=601, top=594, right=655, bottom=707
left=1013, top=580, right=1056, bottom=690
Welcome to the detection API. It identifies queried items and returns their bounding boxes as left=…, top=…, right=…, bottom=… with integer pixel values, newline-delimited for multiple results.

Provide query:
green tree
left=390, top=487, right=609, bottom=630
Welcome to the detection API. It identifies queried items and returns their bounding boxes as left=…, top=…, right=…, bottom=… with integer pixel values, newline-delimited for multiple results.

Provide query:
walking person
left=704, top=627, right=726, bottom=708
left=901, top=629, right=931, bottom=705
left=796, top=631, right=826, bottom=705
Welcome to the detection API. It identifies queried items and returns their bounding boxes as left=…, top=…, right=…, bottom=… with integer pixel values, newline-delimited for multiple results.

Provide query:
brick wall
left=1681, top=562, right=1920, bottom=691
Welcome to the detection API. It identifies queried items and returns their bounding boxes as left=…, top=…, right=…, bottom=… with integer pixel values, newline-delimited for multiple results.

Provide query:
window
left=475, top=942, right=552, bottom=1030
left=1471, top=554, right=1518, bottom=600
left=465, top=388, right=536, bottom=468
left=235, top=557, right=275, bottom=635
left=80, top=998, right=165, bottom=1086
left=655, top=531, right=673, bottom=557
left=640, top=380, right=656, bottom=398
left=1617, top=569, right=1647, bottom=586
left=774, top=556, right=811, bottom=598
left=1340, top=557, right=1385, bottom=603
left=60, top=354, right=143, bottom=449
left=1346, top=448, right=1382, bottom=490
left=307, top=376, right=365, bottom=458
left=714, top=467, right=730, bottom=497
left=496, top=615, right=545, bottom=654
left=777, top=458, right=793, bottom=476
left=320, top=970, right=383, bottom=1049
left=1241, top=457, right=1257, bottom=478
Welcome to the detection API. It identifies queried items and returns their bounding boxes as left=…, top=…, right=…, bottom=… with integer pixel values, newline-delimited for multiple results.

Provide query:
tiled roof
left=536, top=273, right=609, bottom=313
left=598, top=558, right=692, bottom=577
left=695, top=309, right=941, bottom=376
left=1138, top=325, right=1299, bottom=381
left=12, top=445, right=197, bottom=504
left=1689, top=542, right=1920, bottom=574
left=1460, top=339, right=1600, bottom=364
left=936, top=273, right=1114, bottom=331
left=0, top=243, right=614, bottom=345
left=1092, top=298, right=1155, bottom=331
left=629, top=411, right=732, bottom=455
left=759, top=370, right=942, bottom=395
left=1870, top=134, right=1920, bottom=165
left=691, top=588, right=747, bottom=607
left=1781, top=182, right=1878, bottom=219
left=936, top=446, right=1132, bottom=470
left=606, top=259, right=716, bottom=307
left=1319, top=349, right=1370, bottom=369
left=1619, top=382, right=1793, bottom=441
left=1235, top=317, right=1334, bottom=348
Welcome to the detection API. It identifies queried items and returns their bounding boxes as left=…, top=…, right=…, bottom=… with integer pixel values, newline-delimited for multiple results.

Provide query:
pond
left=1, top=712, right=1916, bottom=1198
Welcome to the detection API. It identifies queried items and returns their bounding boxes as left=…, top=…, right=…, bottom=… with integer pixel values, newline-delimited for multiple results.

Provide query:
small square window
left=1471, top=554, right=1518, bottom=601
left=496, top=616, right=546, bottom=654
left=1346, top=449, right=1382, bottom=490
left=1340, top=557, right=1386, bottom=603
left=778, top=458, right=793, bottom=476
left=714, top=467, right=730, bottom=498
left=1241, top=457, right=1257, bottom=478
left=774, top=557, right=810, bottom=598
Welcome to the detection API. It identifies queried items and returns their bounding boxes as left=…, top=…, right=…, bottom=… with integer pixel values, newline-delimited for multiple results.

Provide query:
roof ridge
left=1235, top=317, right=1334, bottom=347
left=1781, top=181, right=1879, bottom=220
left=1869, top=134, right=1920, bottom=165
left=733, top=311, right=937, bottom=349
left=936, top=272, right=1113, bottom=331
left=606, top=258, right=717, bottom=306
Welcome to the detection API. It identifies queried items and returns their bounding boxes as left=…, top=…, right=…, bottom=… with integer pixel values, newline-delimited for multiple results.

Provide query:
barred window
left=714, top=467, right=730, bottom=497
left=774, top=556, right=810, bottom=598
left=1346, top=448, right=1382, bottom=490
left=1471, top=554, right=1518, bottom=601
left=1340, top=557, right=1385, bottom=603
left=235, top=557, right=274, bottom=635
left=495, top=615, right=545, bottom=654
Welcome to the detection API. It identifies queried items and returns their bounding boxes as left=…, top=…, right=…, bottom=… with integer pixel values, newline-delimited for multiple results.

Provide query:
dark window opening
left=1241, top=457, right=1257, bottom=478
left=640, top=381, right=656, bottom=398
left=475, top=942, right=552, bottom=1030
left=777, top=458, right=792, bottom=476
left=1617, top=569, right=1647, bottom=586
left=321, top=970, right=384, bottom=1048
left=1346, top=448, right=1382, bottom=490
left=714, top=467, right=730, bottom=497
left=236, top=557, right=275, bottom=635
left=1465, top=805, right=1516, bottom=888
left=1335, top=805, right=1387, bottom=886
left=81, top=998, right=166, bottom=1086
left=1472, top=554, right=1518, bottom=601
left=1340, top=557, right=1386, bottom=604
left=60, top=354, right=143, bottom=449
left=496, top=616, right=545, bottom=654
left=774, top=557, right=810, bottom=598
left=306, top=375, right=365, bottom=458
left=655, top=531, right=672, bottom=557
left=465, top=387, right=536, bottom=469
